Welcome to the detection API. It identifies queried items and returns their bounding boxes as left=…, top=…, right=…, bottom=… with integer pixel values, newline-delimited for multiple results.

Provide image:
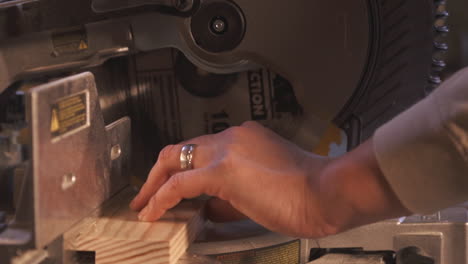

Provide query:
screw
left=110, top=144, right=122, bottom=161
left=61, top=173, right=76, bottom=190
left=211, top=17, right=227, bottom=34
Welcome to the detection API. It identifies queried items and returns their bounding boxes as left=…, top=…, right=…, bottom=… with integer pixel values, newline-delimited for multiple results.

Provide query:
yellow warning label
left=210, top=240, right=300, bottom=264
left=52, top=26, right=88, bottom=55
left=78, top=40, right=88, bottom=50
left=51, top=93, right=88, bottom=138
left=50, top=109, right=60, bottom=133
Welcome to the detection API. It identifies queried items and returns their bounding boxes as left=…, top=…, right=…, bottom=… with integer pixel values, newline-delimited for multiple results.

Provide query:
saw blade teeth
left=435, top=10, right=449, bottom=19
left=435, top=25, right=450, bottom=36
left=426, top=74, right=442, bottom=95
left=432, top=58, right=447, bottom=72
left=428, top=0, right=448, bottom=91
left=434, top=0, right=447, bottom=8
left=429, top=74, right=442, bottom=85
left=434, top=41, right=449, bottom=52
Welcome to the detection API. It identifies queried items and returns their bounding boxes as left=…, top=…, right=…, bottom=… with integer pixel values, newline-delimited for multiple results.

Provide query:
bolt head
left=211, top=18, right=227, bottom=34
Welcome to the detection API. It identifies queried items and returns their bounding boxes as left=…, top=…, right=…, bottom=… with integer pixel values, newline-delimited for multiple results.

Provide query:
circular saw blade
left=92, top=0, right=445, bottom=181
left=335, top=0, right=448, bottom=148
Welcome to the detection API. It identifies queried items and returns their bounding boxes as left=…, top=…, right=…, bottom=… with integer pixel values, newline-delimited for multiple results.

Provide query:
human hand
left=130, top=121, right=409, bottom=238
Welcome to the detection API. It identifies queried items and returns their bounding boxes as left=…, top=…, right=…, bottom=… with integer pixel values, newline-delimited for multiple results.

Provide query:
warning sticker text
left=50, top=92, right=88, bottom=139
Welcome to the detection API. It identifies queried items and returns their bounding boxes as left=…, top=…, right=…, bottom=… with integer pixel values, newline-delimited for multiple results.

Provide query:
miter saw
left=1, top=0, right=465, bottom=263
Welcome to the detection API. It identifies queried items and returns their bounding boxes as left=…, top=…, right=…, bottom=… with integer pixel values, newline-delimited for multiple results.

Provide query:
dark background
left=446, top=0, right=468, bottom=75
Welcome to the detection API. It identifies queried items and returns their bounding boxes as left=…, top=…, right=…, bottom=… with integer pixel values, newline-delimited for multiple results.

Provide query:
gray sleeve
left=374, top=67, right=468, bottom=214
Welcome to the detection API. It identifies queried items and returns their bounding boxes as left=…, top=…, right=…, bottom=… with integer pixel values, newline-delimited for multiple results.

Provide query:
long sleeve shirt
left=374, top=67, right=468, bottom=214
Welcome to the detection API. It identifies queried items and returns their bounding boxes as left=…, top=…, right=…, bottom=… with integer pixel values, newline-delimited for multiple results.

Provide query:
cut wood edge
left=64, top=187, right=206, bottom=264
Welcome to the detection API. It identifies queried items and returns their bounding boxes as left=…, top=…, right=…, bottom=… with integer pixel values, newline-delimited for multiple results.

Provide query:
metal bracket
left=27, top=72, right=130, bottom=248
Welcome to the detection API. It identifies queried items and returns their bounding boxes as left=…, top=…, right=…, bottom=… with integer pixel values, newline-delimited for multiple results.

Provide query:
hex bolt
left=61, top=173, right=77, bottom=191
left=110, top=144, right=122, bottom=161
left=211, top=17, right=227, bottom=34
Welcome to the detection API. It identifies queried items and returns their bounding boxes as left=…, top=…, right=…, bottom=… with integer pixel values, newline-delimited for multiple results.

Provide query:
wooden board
left=64, top=187, right=205, bottom=264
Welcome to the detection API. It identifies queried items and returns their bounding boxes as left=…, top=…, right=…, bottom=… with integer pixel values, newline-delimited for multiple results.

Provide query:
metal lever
left=0, top=0, right=38, bottom=9
left=91, top=0, right=194, bottom=13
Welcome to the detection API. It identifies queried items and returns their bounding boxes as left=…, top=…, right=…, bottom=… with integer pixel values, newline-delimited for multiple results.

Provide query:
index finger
left=130, top=136, right=216, bottom=211
left=138, top=166, right=223, bottom=222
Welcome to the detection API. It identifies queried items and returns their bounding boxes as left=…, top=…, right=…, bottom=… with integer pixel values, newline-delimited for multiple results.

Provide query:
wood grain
left=64, top=187, right=205, bottom=264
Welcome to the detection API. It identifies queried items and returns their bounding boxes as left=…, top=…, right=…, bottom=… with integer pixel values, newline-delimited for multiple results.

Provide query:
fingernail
left=138, top=207, right=149, bottom=221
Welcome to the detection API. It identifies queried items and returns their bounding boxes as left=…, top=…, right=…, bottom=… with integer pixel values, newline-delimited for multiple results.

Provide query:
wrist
left=317, top=139, right=410, bottom=234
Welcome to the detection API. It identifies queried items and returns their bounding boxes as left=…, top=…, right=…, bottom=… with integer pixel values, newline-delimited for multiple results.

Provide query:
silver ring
left=180, top=144, right=197, bottom=170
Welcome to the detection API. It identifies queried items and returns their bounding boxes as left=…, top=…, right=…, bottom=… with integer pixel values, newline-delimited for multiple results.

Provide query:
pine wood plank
left=64, top=187, right=205, bottom=264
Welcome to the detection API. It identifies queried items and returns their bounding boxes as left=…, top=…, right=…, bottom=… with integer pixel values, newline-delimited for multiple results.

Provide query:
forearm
left=374, top=67, right=468, bottom=214
left=314, top=68, right=468, bottom=237
left=311, top=67, right=468, bottom=237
